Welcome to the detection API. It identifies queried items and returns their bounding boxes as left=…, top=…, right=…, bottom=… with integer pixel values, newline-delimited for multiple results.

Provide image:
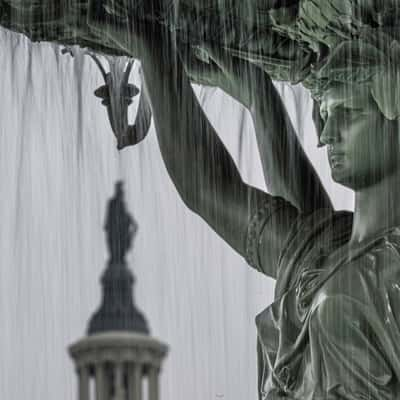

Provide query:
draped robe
left=247, top=207, right=400, bottom=399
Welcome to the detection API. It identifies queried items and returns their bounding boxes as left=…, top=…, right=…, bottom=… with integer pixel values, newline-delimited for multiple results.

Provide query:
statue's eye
left=335, top=106, right=363, bottom=122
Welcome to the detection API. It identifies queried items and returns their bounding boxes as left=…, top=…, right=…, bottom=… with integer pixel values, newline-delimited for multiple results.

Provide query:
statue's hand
left=184, top=45, right=260, bottom=108
left=182, top=47, right=227, bottom=87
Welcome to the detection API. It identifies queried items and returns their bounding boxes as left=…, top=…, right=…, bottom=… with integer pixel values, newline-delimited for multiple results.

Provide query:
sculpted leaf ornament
left=62, top=46, right=152, bottom=149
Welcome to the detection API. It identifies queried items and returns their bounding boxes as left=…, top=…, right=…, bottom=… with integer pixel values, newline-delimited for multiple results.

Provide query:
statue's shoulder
left=368, top=228, right=400, bottom=282
left=279, top=208, right=353, bottom=270
left=276, top=209, right=353, bottom=297
left=346, top=229, right=400, bottom=330
left=313, top=230, right=400, bottom=314
left=327, top=228, right=400, bottom=300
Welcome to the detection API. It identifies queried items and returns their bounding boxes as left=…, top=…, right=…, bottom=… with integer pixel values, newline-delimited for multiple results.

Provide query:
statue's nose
left=319, top=120, right=341, bottom=146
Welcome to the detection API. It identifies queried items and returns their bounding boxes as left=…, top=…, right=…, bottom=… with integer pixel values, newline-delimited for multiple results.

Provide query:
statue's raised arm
left=87, top=4, right=302, bottom=279
left=182, top=46, right=332, bottom=213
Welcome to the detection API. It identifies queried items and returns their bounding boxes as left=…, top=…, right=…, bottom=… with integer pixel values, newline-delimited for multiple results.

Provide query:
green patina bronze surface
left=2, top=1, right=400, bottom=81
left=2, top=1, right=400, bottom=119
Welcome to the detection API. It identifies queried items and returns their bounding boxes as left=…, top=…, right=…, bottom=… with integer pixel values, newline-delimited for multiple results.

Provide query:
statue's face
left=319, top=84, right=400, bottom=190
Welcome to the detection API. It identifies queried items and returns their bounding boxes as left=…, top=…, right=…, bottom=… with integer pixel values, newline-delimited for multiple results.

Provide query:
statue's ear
left=312, top=99, right=324, bottom=147
left=94, top=85, right=110, bottom=98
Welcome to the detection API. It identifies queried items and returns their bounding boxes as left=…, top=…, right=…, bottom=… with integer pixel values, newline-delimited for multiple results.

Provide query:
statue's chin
left=331, top=170, right=385, bottom=192
left=330, top=168, right=355, bottom=190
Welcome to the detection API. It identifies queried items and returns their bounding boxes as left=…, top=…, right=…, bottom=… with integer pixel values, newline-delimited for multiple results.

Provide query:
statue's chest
left=281, top=242, right=364, bottom=337
left=257, top=253, right=361, bottom=396
left=290, top=246, right=337, bottom=323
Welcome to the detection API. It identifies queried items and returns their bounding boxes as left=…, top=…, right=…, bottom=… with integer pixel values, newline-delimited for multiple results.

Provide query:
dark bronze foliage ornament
left=0, top=2, right=399, bottom=75
left=6, top=0, right=400, bottom=146
left=62, top=46, right=152, bottom=149
left=2, top=1, right=400, bottom=121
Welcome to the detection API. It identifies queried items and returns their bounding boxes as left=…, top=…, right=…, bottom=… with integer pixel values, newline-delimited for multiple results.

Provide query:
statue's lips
left=328, top=151, right=345, bottom=168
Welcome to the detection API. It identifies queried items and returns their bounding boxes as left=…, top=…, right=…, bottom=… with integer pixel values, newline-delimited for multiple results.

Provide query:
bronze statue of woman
left=88, top=4, right=400, bottom=399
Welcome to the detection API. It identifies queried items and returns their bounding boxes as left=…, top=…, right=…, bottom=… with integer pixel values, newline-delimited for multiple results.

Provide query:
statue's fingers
left=186, top=61, right=220, bottom=84
left=179, top=47, right=222, bottom=85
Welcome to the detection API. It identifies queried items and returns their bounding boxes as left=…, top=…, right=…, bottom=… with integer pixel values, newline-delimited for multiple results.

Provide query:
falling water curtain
left=0, top=2, right=360, bottom=400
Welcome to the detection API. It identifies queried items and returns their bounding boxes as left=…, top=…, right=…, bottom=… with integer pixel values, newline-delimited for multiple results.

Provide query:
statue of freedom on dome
left=105, top=181, right=138, bottom=264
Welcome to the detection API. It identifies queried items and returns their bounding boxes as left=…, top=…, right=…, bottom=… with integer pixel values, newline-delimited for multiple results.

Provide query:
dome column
left=95, top=363, right=106, bottom=400
left=114, top=362, right=126, bottom=400
left=128, top=363, right=142, bottom=400
left=148, top=367, right=160, bottom=400
left=78, top=365, right=90, bottom=400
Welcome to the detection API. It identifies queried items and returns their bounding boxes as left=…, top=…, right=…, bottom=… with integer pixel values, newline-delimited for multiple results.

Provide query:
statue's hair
left=305, top=32, right=400, bottom=122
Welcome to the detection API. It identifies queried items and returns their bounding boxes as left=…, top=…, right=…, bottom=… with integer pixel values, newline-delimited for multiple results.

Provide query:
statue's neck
left=351, top=172, right=400, bottom=245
